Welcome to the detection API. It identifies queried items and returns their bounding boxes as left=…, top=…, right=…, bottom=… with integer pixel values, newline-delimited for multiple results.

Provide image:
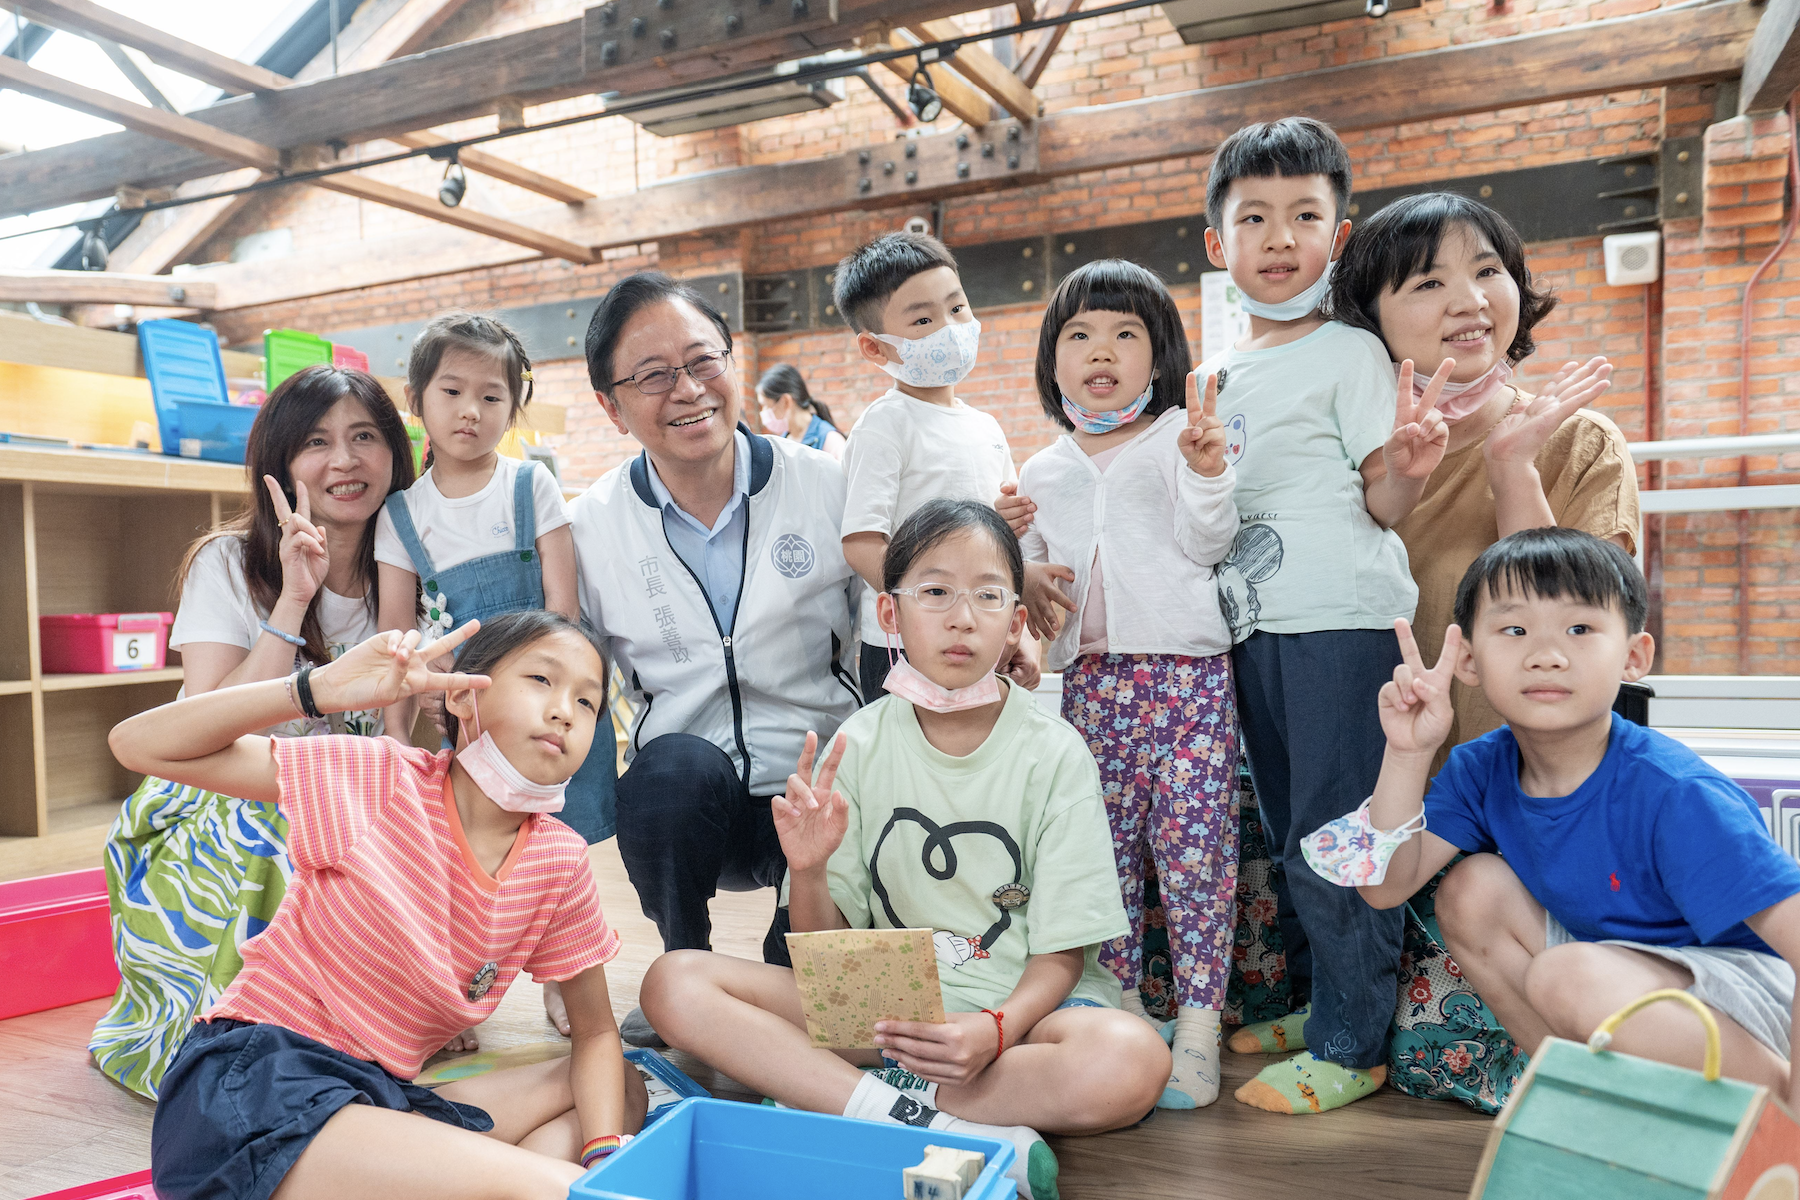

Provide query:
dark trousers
left=614, top=733, right=790, bottom=965
left=859, top=643, right=894, bottom=703
left=1232, top=628, right=1405, bottom=1070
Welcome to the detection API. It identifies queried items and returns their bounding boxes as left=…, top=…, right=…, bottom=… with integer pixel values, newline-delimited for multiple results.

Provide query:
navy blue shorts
left=151, top=1019, right=493, bottom=1200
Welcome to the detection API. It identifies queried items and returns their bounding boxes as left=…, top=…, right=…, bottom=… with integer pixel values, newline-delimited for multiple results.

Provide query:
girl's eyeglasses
left=889, top=584, right=1018, bottom=613
left=613, top=349, right=732, bottom=395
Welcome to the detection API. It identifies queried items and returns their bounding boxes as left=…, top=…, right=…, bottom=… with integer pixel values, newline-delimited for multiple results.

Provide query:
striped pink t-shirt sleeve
left=274, top=736, right=410, bottom=871
left=524, top=854, right=621, bottom=982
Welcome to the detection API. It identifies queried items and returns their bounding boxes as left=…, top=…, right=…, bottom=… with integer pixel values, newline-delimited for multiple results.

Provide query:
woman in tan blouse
left=1330, top=193, right=1641, bottom=759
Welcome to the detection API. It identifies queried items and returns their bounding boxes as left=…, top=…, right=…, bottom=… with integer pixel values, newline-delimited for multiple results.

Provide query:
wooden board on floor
left=0, top=839, right=1492, bottom=1200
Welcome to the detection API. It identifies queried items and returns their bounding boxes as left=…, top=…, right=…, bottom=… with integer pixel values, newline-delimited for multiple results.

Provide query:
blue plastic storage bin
left=570, top=1099, right=1016, bottom=1200
left=138, top=318, right=257, bottom=463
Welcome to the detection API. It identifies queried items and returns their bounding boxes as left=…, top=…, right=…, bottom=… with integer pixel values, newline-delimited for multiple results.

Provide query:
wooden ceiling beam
left=1741, top=0, right=1800, bottom=113
left=878, top=31, right=995, bottom=127
left=14, top=0, right=289, bottom=93
left=1016, top=0, right=1079, bottom=90
left=0, top=56, right=284, bottom=168
left=308, top=174, right=596, bottom=262
left=0, top=0, right=996, bottom=216
left=386, top=131, right=594, bottom=204
left=0, top=268, right=216, bottom=308
left=355, top=0, right=482, bottom=64
left=905, top=18, right=1038, bottom=121
left=184, top=0, right=1755, bottom=312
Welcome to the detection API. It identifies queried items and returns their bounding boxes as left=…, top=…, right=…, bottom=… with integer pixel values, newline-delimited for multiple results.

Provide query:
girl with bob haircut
left=115, top=611, right=644, bottom=1200
left=640, top=498, right=1170, bottom=1200
left=1008, top=259, right=1241, bottom=1109
left=1329, top=192, right=1639, bottom=759
left=92, top=364, right=416, bottom=1098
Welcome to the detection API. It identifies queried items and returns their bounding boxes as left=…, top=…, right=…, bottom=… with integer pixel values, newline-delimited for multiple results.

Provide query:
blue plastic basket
left=571, top=1099, right=1017, bottom=1200
left=138, top=318, right=257, bottom=463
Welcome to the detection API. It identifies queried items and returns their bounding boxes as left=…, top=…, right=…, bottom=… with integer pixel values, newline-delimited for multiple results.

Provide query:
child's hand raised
left=773, top=731, right=850, bottom=874
left=1380, top=618, right=1459, bottom=757
left=1484, top=356, right=1612, bottom=468
left=1383, top=360, right=1452, bottom=482
left=1179, top=371, right=1229, bottom=478
left=311, top=622, right=490, bottom=716
left=995, top=483, right=1037, bottom=538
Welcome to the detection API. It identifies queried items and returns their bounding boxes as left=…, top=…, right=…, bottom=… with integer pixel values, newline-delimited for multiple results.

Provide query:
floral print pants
left=1063, top=652, right=1241, bottom=1010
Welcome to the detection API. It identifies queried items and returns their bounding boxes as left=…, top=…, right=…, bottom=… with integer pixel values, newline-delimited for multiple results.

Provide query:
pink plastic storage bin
left=39, top=612, right=174, bottom=675
left=0, top=868, right=119, bottom=1020
left=24, top=1170, right=155, bottom=1200
left=331, top=343, right=369, bottom=372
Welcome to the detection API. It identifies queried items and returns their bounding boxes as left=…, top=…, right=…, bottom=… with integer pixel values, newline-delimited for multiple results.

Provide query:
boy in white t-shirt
left=1197, top=118, right=1450, bottom=1114
left=834, top=232, right=1054, bottom=700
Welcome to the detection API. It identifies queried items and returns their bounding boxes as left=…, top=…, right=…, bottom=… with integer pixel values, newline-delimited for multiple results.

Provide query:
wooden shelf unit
left=0, top=444, right=247, bottom=838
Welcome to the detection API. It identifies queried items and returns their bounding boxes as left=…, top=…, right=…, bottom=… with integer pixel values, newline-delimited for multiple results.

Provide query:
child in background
left=1324, top=529, right=1800, bottom=1104
left=757, top=363, right=848, bottom=461
left=1199, top=117, right=1451, bottom=1113
left=642, top=499, right=1169, bottom=1200
left=111, top=613, right=645, bottom=1200
left=1008, top=259, right=1239, bottom=1109
left=834, top=232, right=1053, bottom=700
left=374, top=312, right=609, bottom=1035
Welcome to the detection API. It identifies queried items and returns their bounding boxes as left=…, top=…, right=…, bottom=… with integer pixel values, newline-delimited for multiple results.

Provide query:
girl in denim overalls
left=373, top=312, right=615, bottom=1037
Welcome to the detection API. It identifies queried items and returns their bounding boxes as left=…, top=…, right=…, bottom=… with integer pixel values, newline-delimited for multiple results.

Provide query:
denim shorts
left=151, top=1019, right=493, bottom=1200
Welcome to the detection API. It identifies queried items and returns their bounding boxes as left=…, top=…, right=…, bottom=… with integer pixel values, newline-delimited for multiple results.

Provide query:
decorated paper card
left=786, top=927, right=946, bottom=1049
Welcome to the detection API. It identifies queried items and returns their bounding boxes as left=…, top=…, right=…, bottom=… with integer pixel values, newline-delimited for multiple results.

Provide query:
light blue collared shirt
left=644, top=430, right=751, bottom=631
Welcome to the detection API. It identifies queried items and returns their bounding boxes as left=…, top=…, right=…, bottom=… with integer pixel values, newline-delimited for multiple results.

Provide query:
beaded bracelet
left=580, top=1133, right=631, bottom=1168
left=258, top=619, right=306, bottom=648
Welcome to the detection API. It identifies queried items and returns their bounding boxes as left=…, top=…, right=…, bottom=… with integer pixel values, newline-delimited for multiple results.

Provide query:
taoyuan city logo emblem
left=771, top=533, right=816, bottom=579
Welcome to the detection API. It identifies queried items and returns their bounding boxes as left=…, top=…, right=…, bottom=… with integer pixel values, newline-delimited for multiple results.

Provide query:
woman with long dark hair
left=1330, top=192, right=1640, bottom=757
left=756, top=363, right=847, bottom=460
left=90, top=365, right=417, bottom=1097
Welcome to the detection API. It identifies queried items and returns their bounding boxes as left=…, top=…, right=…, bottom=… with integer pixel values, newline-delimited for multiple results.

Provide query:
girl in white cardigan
left=1011, top=259, right=1238, bottom=1110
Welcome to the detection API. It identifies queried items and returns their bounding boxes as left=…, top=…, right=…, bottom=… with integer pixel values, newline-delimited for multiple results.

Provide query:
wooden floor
left=0, top=838, right=1493, bottom=1200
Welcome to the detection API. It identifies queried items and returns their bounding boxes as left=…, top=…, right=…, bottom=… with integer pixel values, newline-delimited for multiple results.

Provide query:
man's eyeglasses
left=889, top=584, right=1018, bottom=613
left=612, top=349, right=733, bottom=395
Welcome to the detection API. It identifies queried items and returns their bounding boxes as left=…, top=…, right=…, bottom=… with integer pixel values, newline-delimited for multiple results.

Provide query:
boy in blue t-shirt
left=1337, top=527, right=1800, bottom=1100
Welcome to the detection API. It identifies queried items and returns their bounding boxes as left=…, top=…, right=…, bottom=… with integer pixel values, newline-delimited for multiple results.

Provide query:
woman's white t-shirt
left=373, top=455, right=570, bottom=576
left=170, top=536, right=383, bottom=737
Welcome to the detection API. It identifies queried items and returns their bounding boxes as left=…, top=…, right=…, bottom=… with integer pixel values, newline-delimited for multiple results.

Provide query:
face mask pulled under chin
left=870, top=317, right=982, bottom=389
left=455, top=692, right=567, bottom=813
left=1235, top=258, right=1336, bottom=322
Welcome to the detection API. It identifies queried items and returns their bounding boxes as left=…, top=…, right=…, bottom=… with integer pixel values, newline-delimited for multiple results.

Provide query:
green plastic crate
left=264, top=328, right=333, bottom=391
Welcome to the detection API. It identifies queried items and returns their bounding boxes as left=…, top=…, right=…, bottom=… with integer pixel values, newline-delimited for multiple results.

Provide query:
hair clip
left=520, top=369, right=533, bottom=381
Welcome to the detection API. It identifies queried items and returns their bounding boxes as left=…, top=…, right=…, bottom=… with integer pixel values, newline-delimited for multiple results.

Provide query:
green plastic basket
left=264, top=328, right=333, bottom=391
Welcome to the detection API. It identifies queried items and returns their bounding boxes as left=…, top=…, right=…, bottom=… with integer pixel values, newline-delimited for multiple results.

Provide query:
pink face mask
left=883, top=654, right=1003, bottom=713
left=1409, top=359, right=1514, bottom=422
left=456, top=692, right=566, bottom=813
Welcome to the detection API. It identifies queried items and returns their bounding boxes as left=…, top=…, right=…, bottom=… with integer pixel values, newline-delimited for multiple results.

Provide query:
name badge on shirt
left=467, top=960, right=498, bottom=1002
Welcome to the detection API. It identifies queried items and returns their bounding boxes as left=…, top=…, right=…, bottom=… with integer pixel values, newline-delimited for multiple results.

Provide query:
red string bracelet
left=981, top=1008, right=1005, bottom=1062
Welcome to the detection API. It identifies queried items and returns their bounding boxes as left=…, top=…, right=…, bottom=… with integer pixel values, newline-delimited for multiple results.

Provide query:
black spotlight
left=78, top=222, right=109, bottom=271
left=438, top=155, right=467, bottom=208
left=906, top=67, right=943, bottom=123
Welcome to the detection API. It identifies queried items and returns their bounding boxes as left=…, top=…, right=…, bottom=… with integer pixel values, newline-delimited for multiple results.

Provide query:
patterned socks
left=844, top=1073, right=1060, bottom=1200
left=1158, top=1007, right=1222, bottom=1109
left=1226, top=1002, right=1311, bottom=1054
left=1233, top=1051, right=1386, bottom=1114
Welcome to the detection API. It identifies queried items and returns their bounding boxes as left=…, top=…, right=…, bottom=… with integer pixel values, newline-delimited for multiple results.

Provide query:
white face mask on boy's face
left=869, top=318, right=982, bottom=389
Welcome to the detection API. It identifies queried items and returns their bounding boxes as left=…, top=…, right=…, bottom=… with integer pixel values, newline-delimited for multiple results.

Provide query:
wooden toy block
left=1471, top=989, right=1800, bottom=1199
left=904, top=1144, right=987, bottom=1200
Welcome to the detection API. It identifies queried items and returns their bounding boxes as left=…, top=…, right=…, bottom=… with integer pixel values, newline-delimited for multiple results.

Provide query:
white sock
left=1158, top=1007, right=1222, bottom=1110
left=843, top=1074, right=1057, bottom=1200
left=1120, top=989, right=1170, bottom=1034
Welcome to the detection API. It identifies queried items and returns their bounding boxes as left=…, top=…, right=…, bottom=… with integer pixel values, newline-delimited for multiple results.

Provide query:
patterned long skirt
left=87, top=775, right=291, bottom=1098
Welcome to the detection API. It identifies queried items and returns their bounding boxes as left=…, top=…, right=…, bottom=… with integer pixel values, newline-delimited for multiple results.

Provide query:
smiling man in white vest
left=569, top=272, right=861, bottom=1043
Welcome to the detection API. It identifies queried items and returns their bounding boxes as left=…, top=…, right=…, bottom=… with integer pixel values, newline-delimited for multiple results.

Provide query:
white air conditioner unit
left=1161, top=0, right=1420, bottom=43
left=612, top=70, right=845, bottom=138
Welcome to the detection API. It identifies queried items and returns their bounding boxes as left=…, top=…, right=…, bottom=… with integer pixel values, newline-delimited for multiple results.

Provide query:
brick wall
left=175, top=3, right=1797, bottom=675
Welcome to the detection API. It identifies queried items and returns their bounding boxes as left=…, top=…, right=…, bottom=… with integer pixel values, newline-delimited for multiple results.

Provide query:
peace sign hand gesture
left=310, top=621, right=490, bottom=716
left=264, top=475, right=329, bottom=608
left=1484, top=356, right=1613, bottom=468
left=773, top=731, right=850, bottom=875
left=1382, top=360, right=1453, bottom=482
left=1379, top=618, right=1461, bottom=757
left=1179, top=371, right=1229, bottom=478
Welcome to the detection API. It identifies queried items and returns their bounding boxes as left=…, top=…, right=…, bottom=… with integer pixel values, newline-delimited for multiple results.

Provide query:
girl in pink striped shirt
left=109, top=611, right=640, bottom=1200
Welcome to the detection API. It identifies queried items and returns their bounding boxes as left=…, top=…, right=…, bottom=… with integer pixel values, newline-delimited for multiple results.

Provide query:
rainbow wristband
left=580, top=1134, right=631, bottom=1168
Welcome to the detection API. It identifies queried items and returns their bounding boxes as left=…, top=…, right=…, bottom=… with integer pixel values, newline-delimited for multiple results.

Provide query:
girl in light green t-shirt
left=640, top=499, right=1171, bottom=1200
